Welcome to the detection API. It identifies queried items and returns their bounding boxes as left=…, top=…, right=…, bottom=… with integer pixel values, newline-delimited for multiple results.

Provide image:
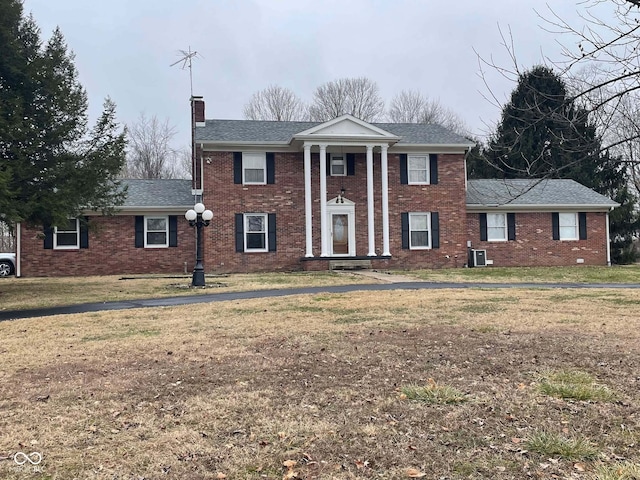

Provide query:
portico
left=295, top=115, right=400, bottom=259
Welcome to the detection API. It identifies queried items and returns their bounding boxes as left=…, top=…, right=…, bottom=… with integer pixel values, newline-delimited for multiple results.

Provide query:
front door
left=332, top=214, right=349, bottom=255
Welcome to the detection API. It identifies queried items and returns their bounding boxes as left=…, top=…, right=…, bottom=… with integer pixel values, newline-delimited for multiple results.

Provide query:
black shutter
left=80, top=217, right=89, bottom=249
left=235, top=214, right=244, bottom=252
left=401, top=213, right=409, bottom=249
left=552, top=212, right=560, bottom=240
left=346, top=153, right=355, bottom=176
left=479, top=213, right=488, bottom=241
left=268, top=213, right=276, bottom=252
left=429, top=154, right=438, bottom=185
left=135, top=216, right=144, bottom=248
left=233, top=152, right=242, bottom=184
left=579, top=212, right=587, bottom=240
left=43, top=224, right=53, bottom=250
left=169, top=215, right=178, bottom=247
left=326, top=155, right=331, bottom=176
left=431, top=212, right=440, bottom=249
left=400, top=154, right=408, bottom=184
left=266, top=152, right=275, bottom=184
left=507, top=213, right=516, bottom=241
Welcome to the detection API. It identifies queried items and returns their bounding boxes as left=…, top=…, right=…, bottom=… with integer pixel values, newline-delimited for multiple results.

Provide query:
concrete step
left=329, top=259, right=372, bottom=270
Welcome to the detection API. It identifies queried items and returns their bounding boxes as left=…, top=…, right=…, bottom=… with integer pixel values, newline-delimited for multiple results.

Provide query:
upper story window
left=243, top=152, right=266, bottom=184
left=559, top=212, right=578, bottom=240
left=54, top=218, right=80, bottom=249
left=486, top=213, right=507, bottom=241
left=408, top=155, right=430, bottom=184
left=145, top=216, right=169, bottom=248
left=330, top=154, right=346, bottom=176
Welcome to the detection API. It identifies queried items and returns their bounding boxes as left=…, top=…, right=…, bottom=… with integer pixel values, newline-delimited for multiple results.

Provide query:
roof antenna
left=170, top=46, right=200, bottom=97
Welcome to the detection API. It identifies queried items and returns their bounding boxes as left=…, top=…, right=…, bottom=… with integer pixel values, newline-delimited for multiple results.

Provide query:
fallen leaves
left=406, top=467, right=427, bottom=477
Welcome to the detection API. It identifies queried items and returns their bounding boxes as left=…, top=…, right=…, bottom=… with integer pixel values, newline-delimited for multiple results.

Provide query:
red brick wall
left=19, top=215, right=195, bottom=277
left=201, top=150, right=469, bottom=273
left=466, top=211, right=610, bottom=266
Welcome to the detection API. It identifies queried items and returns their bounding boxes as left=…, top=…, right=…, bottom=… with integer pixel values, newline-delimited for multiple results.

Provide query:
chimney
left=191, top=96, right=205, bottom=126
left=191, top=96, right=205, bottom=193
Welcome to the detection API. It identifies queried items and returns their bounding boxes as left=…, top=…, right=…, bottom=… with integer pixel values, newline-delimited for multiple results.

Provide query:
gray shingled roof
left=195, top=119, right=471, bottom=145
left=121, top=179, right=194, bottom=208
left=467, top=179, right=618, bottom=208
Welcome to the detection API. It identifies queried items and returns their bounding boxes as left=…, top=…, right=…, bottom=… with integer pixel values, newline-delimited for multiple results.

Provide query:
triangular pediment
left=294, top=115, right=399, bottom=142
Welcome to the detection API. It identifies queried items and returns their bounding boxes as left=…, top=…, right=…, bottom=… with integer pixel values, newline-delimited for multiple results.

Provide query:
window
left=245, top=214, right=268, bottom=252
left=243, top=152, right=266, bottom=184
left=330, top=154, right=346, bottom=176
left=409, top=213, right=431, bottom=249
left=559, top=212, right=578, bottom=240
left=145, top=216, right=168, bottom=248
left=487, top=213, right=507, bottom=241
left=54, top=218, right=80, bottom=249
left=408, top=155, right=429, bottom=184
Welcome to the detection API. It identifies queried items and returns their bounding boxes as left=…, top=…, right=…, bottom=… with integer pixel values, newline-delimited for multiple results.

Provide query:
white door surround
left=326, top=198, right=355, bottom=257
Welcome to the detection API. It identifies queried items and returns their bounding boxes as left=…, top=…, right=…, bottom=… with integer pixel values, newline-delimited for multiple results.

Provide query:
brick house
left=13, top=96, right=618, bottom=276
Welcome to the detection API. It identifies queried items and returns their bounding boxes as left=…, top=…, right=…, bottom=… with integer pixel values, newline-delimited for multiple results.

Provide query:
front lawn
left=1, top=287, right=639, bottom=478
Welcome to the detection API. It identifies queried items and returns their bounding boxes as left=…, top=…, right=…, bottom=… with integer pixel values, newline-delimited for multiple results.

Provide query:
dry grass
left=0, top=271, right=372, bottom=311
left=1, top=288, right=640, bottom=478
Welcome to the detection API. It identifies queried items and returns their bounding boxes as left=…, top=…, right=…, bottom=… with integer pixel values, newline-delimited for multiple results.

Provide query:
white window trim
left=144, top=215, right=169, bottom=248
left=244, top=213, right=268, bottom=253
left=408, top=154, right=430, bottom=185
left=409, top=212, right=431, bottom=250
left=559, top=212, right=579, bottom=241
left=54, top=218, right=80, bottom=250
left=487, top=213, right=507, bottom=242
left=330, top=154, right=346, bottom=176
left=242, top=152, right=267, bottom=185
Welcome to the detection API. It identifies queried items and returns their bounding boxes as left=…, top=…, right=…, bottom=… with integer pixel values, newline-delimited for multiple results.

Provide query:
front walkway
left=1, top=279, right=639, bottom=321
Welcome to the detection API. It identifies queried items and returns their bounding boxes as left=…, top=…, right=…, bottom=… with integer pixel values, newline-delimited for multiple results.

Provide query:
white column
left=380, top=144, right=391, bottom=256
left=319, top=144, right=329, bottom=257
left=606, top=211, right=612, bottom=266
left=366, top=144, right=376, bottom=256
left=304, top=144, right=313, bottom=257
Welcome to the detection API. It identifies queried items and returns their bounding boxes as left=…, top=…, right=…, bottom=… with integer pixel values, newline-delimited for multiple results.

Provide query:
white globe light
left=194, top=202, right=205, bottom=214
left=185, top=209, right=197, bottom=221
left=202, top=209, right=213, bottom=221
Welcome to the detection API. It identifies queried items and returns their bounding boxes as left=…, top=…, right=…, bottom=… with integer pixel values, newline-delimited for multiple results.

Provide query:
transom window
left=243, top=152, right=266, bottom=184
left=54, top=218, right=79, bottom=249
left=559, top=212, right=578, bottom=240
left=245, top=214, right=268, bottom=252
left=145, top=216, right=168, bottom=248
left=487, top=213, right=507, bottom=241
left=330, top=154, right=346, bottom=176
left=408, top=155, right=430, bottom=184
left=409, top=212, right=431, bottom=249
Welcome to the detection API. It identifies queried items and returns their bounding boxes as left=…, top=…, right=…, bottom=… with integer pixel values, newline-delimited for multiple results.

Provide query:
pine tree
left=0, top=0, right=126, bottom=228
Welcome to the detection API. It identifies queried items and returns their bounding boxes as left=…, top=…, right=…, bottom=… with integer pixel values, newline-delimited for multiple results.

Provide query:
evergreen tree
left=0, top=0, right=126, bottom=229
left=482, top=65, right=639, bottom=263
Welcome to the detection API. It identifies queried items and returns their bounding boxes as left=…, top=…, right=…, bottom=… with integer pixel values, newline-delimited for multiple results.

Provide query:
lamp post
left=185, top=202, right=213, bottom=287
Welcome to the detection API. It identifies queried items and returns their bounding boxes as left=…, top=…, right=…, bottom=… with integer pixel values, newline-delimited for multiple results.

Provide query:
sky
left=21, top=0, right=602, bottom=149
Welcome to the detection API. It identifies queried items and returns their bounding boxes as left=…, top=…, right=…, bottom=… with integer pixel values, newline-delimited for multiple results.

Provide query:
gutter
left=606, top=209, right=612, bottom=266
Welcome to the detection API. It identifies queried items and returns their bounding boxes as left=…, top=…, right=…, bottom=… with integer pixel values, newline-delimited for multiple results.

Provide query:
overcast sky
left=22, top=0, right=601, bottom=148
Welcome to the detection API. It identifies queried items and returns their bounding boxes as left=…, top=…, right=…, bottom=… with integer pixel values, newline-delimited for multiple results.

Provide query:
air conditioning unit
left=471, top=249, right=487, bottom=267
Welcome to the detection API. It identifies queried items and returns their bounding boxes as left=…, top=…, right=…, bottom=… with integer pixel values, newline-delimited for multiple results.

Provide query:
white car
left=0, top=252, right=16, bottom=277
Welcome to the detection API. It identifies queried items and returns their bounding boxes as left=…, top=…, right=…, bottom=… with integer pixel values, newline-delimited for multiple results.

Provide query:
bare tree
left=124, top=114, right=180, bottom=179
left=479, top=1, right=640, bottom=156
left=308, top=77, right=385, bottom=122
left=388, top=90, right=469, bottom=135
left=243, top=85, right=307, bottom=121
left=0, top=221, right=15, bottom=252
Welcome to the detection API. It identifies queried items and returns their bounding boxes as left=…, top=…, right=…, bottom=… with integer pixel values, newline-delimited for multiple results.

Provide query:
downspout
left=16, top=222, right=21, bottom=277
left=606, top=209, right=612, bottom=266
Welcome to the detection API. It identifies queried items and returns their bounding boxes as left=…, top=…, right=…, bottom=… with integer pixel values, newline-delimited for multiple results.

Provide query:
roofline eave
left=466, top=203, right=620, bottom=212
